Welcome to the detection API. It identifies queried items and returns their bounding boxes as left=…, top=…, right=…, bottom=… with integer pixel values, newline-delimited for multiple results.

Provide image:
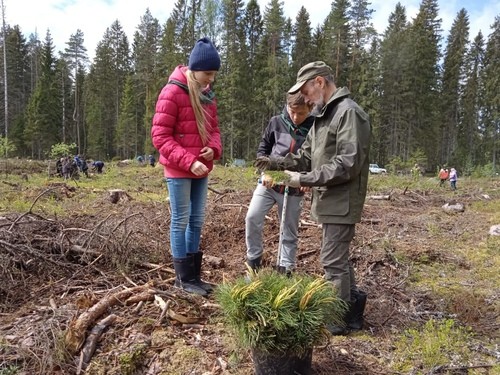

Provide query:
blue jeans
left=166, top=177, right=208, bottom=258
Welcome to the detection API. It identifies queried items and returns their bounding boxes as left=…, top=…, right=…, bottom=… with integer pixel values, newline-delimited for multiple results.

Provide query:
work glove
left=254, top=156, right=270, bottom=173
left=284, top=170, right=301, bottom=188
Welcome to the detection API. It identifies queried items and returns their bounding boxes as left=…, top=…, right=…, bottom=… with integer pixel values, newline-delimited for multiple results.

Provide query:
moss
left=118, top=343, right=147, bottom=375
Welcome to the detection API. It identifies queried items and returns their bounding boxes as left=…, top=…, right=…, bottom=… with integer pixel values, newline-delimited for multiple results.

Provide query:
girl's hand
left=190, top=161, right=209, bottom=176
left=199, top=147, right=214, bottom=161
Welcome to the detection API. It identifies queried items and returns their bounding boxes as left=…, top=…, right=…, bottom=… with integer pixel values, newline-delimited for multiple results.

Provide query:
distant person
left=62, top=157, right=77, bottom=180
left=438, top=167, right=449, bottom=187
left=148, top=154, right=156, bottom=167
left=411, top=163, right=422, bottom=179
left=136, top=155, right=144, bottom=164
left=151, top=37, right=222, bottom=297
left=93, top=160, right=105, bottom=174
left=245, top=91, right=314, bottom=274
left=56, top=158, right=64, bottom=177
left=449, top=167, right=458, bottom=190
left=80, top=159, right=89, bottom=178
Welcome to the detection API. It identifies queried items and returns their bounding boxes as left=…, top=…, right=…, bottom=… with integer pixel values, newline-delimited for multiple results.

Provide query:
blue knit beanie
left=188, top=37, right=221, bottom=71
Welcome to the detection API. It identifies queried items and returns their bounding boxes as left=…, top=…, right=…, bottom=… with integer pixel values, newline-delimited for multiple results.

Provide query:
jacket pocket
left=315, top=187, right=349, bottom=216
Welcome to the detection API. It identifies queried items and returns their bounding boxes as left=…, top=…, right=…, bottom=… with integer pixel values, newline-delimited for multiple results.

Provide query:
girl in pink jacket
left=151, top=37, right=222, bottom=296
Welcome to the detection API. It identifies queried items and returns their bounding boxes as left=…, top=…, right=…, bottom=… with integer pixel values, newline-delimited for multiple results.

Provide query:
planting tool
left=276, top=185, right=289, bottom=267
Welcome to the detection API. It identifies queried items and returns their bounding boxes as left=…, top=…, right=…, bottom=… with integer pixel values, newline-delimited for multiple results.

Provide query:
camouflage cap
left=288, top=61, right=333, bottom=94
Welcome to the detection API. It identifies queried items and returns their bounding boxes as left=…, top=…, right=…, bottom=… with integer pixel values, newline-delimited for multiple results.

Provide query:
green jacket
left=278, top=87, right=371, bottom=224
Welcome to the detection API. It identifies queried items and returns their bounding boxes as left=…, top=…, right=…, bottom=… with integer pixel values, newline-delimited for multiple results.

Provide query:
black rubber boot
left=327, top=290, right=367, bottom=335
left=172, top=257, right=208, bottom=296
left=191, top=252, right=216, bottom=294
left=347, top=289, right=367, bottom=331
left=326, top=324, right=348, bottom=336
left=246, top=256, right=262, bottom=271
left=275, top=266, right=292, bottom=278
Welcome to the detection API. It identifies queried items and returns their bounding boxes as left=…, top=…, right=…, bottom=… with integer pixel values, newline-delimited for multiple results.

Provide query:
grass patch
left=392, top=319, right=472, bottom=373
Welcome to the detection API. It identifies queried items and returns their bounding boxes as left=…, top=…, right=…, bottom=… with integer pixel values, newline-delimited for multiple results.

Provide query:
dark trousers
left=320, top=223, right=357, bottom=303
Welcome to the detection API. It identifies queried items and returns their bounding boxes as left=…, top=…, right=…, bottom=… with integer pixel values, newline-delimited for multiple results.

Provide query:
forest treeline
left=0, top=0, right=498, bottom=174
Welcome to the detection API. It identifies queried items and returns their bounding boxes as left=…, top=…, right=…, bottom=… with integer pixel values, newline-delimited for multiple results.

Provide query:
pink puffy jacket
left=151, top=65, right=222, bottom=178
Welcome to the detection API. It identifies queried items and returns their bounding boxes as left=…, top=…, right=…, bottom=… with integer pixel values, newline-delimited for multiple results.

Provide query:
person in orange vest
left=438, top=167, right=449, bottom=187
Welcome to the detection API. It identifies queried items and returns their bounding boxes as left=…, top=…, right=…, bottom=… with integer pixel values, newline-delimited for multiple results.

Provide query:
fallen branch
left=361, top=218, right=382, bottom=224
left=77, top=314, right=117, bottom=374
left=427, top=363, right=494, bottom=374
left=297, top=249, right=317, bottom=259
left=368, top=195, right=391, bottom=200
left=65, top=283, right=153, bottom=354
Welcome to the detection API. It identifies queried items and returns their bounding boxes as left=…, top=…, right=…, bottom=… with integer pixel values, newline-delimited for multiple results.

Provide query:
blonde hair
left=186, top=70, right=211, bottom=145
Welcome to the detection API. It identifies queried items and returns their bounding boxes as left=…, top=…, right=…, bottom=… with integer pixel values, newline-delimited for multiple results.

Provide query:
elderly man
left=255, top=61, right=371, bottom=335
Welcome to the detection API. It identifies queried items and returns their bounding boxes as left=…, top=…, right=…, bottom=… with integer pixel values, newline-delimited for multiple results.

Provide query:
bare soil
left=0, top=169, right=499, bottom=375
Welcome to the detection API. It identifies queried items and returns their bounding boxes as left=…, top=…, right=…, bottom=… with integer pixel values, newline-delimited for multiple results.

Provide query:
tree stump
left=108, top=189, right=132, bottom=204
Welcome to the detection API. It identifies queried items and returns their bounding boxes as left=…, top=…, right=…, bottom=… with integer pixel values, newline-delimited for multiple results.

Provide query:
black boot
left=347, top=289, right=367, bottom=331
left=246, top=256, right=262, bottom=271
left=191, top=252, right=216, bottom=293
left=172, top=257, right=208, bottom=296
left=275, top=266, right=292, bottom=278
left=327, top=290, right=367, bottom=335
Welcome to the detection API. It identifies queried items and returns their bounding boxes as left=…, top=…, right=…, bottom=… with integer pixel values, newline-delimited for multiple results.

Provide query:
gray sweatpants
left=245, top=184, right=303, bottom=269
left=321, top=223, right=357, bottom=303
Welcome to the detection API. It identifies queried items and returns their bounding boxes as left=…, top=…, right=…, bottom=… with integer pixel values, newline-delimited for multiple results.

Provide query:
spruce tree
left=459, top=32, right=484, bottom=168
left=132, top=9, right=162, bottom=156
left=379, top=3, right=412, bottom=162
left=439, top=9, right=469, bottom=166
left=482, top=16, right=500, bottom=174
left=322, top=0, right=351, bottom=87
left=24, top=31, right=61, bottom=158
left=291, top=7, right=313, bottom=74
left=406, top=0, right=442, bottom=169
left=63, top=29, right=88, bottom=153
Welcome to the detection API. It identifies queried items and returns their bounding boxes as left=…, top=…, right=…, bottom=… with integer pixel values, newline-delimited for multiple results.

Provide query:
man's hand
left=284, top=170, right=301, bottom=188
left=254, top=156, right=270, bottom=172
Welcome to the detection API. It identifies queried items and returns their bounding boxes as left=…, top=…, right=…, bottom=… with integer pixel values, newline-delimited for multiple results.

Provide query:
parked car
left=369, top=164, right=387, bottom=174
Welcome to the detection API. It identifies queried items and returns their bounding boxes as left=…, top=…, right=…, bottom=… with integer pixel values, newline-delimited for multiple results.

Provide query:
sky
left=4, top=0, right=499, bottom=59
